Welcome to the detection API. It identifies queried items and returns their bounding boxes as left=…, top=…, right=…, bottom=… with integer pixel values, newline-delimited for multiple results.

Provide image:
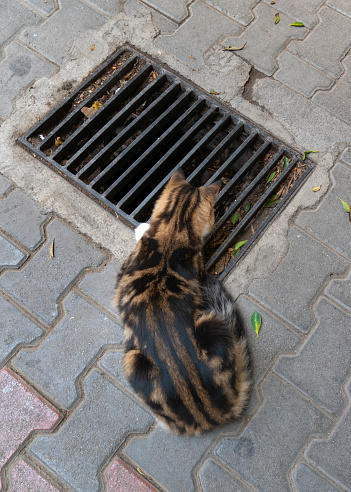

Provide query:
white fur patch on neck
left=135, top=222, right=150, bottom=243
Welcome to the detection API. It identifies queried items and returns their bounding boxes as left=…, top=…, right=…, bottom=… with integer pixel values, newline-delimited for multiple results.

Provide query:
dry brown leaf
left=137, top=467, right=145, bottom=476
left=81, top=107, right=95, bottom=118
left=49, top=239, right=55, bottom=259
left=313, top=185, right=322, bottom=192
left=55, top=137, right=63, bottom=146
left=92, top=101, right=102, bottom=111
left=91, top=44, right=95, bottom=51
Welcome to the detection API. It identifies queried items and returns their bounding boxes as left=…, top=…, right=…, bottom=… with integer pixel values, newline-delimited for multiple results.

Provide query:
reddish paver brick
left=105, top=459, right=158, bottom=492
left=0, top=368, right=60, bottom=471
left=10, top=458, right=62, bottom=491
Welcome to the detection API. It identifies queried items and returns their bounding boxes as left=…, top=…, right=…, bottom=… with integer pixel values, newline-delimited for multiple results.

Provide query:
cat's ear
left=203, top=180, right=222, bottom=201
left=170, top=168, right=186, bottom=184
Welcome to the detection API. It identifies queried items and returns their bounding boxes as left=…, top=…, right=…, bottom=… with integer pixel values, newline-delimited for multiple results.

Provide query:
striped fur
left=115, top=170, right=251, bottom=435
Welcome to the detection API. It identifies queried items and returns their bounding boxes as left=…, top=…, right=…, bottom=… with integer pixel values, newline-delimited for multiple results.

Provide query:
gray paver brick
left=292, top=463, right=340, bottom=492
left=125, top=421, right=240, bottom=492
left=326, top=271, right=351, bottom=311
left=30, top=369, right=153, bottom=492
left=0, top=0, right=41, bottom=47
left=155, top=1, right=241, bottom=70
left=263, top=0, right=324, bottom=28
left=0, top=42, right=56, bottom=119
left=19, top=0, right=107, bottom=65
left=223, top=3, right=307, bottom=76
left=0, top=235, right=25, bottom=269
left=198, top=459, right=251, bottom=492
left=125, top=0, right=178, bottom=34
left=274, top=51, right=334, bottom=98
left=202, top=0, right=258, bottom=26
left=297, top=163, right=351, bottom=260
left=14, top=292, right=123, bottom=408
left=215, top=375, right=332, bottom=491
left=0, top=189, right=47, bottom=249
left=237, top=296, right=300, bottom=411
left=0, top=296, right=42, bottom=365
left=313, top=54, right=351, bottom=124
left=98, top=350, right=133, bottom=394
left=327, top=0, right=351, bottom=17
left=0, top=219, right=107, bottom=325
left=341, top=147, right=351, bottom=166
left=289, top=6, right=351, bottom=78
left=249, top=227, right=348, bottom=332
left=24, top=0, right=56, bottom=16
left=307, top=380, right=351, bottom=490
left=275, top=298, right=351, bottom=414
left=78, top=260, right=121, bottom=317
left=0, top=175, right=12, bottom=197
left=84, top=0, right=121, bottom=16
left=142, top=0, right=190, bottom=23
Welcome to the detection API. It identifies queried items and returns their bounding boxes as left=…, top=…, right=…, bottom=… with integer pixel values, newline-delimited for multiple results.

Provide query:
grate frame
left=18, top=45, right=313, bottom=279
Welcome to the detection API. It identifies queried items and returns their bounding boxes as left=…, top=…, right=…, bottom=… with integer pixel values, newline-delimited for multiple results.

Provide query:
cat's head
left=150, top=169, right=221, bottom=243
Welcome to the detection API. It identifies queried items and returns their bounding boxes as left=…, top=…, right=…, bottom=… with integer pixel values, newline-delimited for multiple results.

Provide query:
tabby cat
left=115, top=169, right=251, bottom=435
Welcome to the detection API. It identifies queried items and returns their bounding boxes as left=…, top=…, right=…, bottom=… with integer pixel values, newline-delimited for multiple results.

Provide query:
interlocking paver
left=274, top=51, right=334, bottom=98
left=215, top=375, right=332, bottom=491
left=0, top=368, right=60, bottom=472
left=0, top=0, right=41, bottom=47
left=263, top=0, right=324, bottom=28
left=236, top=295, right=300, bottom=411
left=0, top=189, right=47, bottom=250
left=307, top=381, right=351, bottom=490
left=78, top=260, right=121, bottom=317
left=142, top=0, right=190, bottom=23
left=104, top=459, right=158, bottom=491
left=0, top=218, right=107, bottom=325
left=124, top=420, right=240, bottom=492
left=223, top=3, right=307, bottom=75
left=19, top=0, right=108, bottom=65
left=292, top=462, right=340, bottom=492
left=98, top=350, right=133, bottom=394
left=297, top=163, right=351, bottom=260
left=14, top=292, right=123, bottom=408
left=327, top=0, right=351, bottom=17
left=0, top=175, right=12, bottom=197
left=155, top=1, right=241, bottom=69
left=23, top=0, right=56, bottom=16
left=249, top=227, right=348, bottom=333
left=0, top=235, right=25, bottom=270
left=341, top=147, right=351, bottom=166
left=289, top=6, right=351, bottom=78
left=313, top=54, right=351, bottom=124
left=125, top=0, right=178, bottom=34
left=275, top=298, right=351, bottom=414
left=326, top=271, right=351, bottom=311
left=10, top=458, right=63, bottom=492
left=198, top=459, right=251, bottom=492
left=0, top=296, right=42, bottom=365
left=0, top=42, right=56, bottom=119
left=86, top=0, right=121, bottom=16
left=202, top=0, right=258, bottom=26
left=30, top=369, right=153, bottom=492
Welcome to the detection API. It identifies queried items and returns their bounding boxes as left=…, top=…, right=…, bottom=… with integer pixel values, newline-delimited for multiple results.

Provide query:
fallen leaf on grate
left=81, top=107, right=96, bottom=118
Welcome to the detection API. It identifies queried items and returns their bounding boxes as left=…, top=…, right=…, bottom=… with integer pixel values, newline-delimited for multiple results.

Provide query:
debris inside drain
left=19, top=45, right=313, bottom=279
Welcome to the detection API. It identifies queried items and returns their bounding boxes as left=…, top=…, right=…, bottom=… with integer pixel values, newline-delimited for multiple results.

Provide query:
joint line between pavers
left=73, top=285, right=122, bottom=324
left=78, top=0, right=114, bottom=18
left=16, top=0, right=52, bottom=18
left=0, top=288, right=49, bottom=333
left=291, top=459, right=349, bottom=492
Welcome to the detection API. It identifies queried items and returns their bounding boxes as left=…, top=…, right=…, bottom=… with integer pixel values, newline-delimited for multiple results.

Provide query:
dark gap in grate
left=19, top=45, right=313, bottom=279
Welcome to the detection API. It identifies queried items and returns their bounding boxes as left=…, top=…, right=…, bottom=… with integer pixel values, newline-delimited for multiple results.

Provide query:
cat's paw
left=135, top=223, right=150, bottom=243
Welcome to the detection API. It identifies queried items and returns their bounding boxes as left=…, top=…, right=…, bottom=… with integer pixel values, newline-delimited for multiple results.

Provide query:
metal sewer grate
left=19, top=45, right=312, bottom=279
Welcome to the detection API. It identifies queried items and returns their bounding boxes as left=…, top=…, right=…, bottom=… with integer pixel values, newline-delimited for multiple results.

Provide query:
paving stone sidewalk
left=0, top=1, right=351, bottom=491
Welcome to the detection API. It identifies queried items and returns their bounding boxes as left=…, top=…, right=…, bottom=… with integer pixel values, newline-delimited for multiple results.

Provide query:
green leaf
left=339, top=198, right=351, bottom=213
left=265, top=199, right=280, bottom=208
left=234, top=240, right=248, bottom=251
left=191, top=158, right=196, bottom=164
left=282, top=156, right=289, bottom=170
left=250, top=311, right=262, bottom=337
left=303, top=150, right=319, bottom=160
left=267, top=171, right=276, bottom=183
left=290, top=21, right=305, bottom=26
left=245, top=203, right=251, bottom=213
left=275, top=13, right=280, bottom=24
left=231, top=211, right=239, bottom=225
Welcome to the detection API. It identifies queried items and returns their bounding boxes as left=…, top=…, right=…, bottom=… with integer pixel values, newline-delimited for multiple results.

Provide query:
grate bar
left=130, top=111, right=231, bottom=218
left=39, top=54, right=138, bottom=152
left=102, top=95, right=205, bottom=200
left=206, top=156, right=298, bottom=270
left=51, top=63, right=154, bottom=162
left=215, top=140, right=271, bottom=206
left=91, top=89, right=193, bottom=192
left=186, top=122, right=245, bottom=184
left=212, top=148, right=285, bottom=234
left=121, top=105, right=217, bottom=211
left=64, top=72, right=167, bottom=172
left=76, top=81, right=181, bottom=180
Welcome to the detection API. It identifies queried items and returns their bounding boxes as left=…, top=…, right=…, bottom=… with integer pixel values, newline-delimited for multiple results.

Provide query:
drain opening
left=19, top=45, right=312, bottom=279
